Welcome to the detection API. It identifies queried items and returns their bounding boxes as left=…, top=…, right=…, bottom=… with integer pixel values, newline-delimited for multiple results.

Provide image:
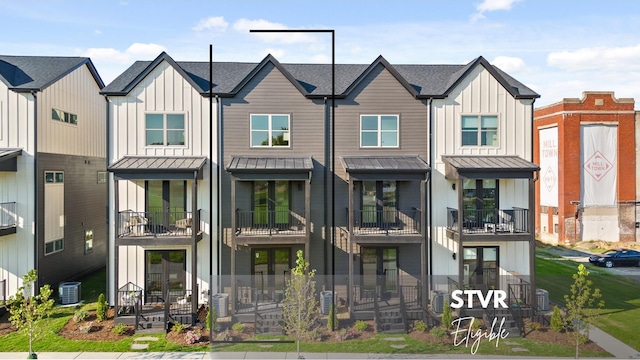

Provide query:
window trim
left=460, top=114, right=499, bottom=147
left=45, top=238, right=64, bottom=255
left=45, top=171, right=64, bottom=183
left=144, top=112, right=187, bottom=147
left=250, top=114, right=291, bottom=148
left=84, top=230, right=94, bottom=254
left=359, top=114, right=400, bottom=148
left=97, top=171, right=107, bottom=184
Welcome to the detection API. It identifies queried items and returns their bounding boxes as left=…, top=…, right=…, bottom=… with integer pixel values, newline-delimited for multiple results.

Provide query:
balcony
left=234, top=209, right=307, bottom=244
left=0, top=202, right=17, bottom=236
left=347, top=208, right=423, bottom=244
left=445, top=207, right=531, bottom=240
left=116, top=210, right=202, bottom=244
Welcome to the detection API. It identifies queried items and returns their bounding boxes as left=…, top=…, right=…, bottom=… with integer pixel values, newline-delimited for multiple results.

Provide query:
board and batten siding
left=221, top=62, right=326, bottom=274
left=107, top=59, right=214, bottom=303
left=430, top=64, right=535, bottom=280
left=0, top=82, right=36, bottom=296
left=37, top=64, right=105, bottom=158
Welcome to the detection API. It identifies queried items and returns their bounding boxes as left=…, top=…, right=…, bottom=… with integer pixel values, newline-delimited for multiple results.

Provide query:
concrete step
left=378, top=322, right=406, bottom=334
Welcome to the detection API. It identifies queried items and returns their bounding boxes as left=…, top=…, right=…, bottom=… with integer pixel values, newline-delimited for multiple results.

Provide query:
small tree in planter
left=281, top=250, right=319, bottom=358
left=7, top=269, right=55, bottom=359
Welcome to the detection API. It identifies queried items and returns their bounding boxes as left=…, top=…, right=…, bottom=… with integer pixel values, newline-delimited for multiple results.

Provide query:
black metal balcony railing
left=350, top=208, right=421, bottom=235
left=0, top=202, right=17, bottom=228
left=117, top=210, right=198, bottom=238
left=235, top=209, right=306, bottom=236
left=446, top=207, right=529, bottom=234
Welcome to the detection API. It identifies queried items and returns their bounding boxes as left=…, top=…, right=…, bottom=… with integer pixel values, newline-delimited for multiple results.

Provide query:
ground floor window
left=45, top=239, right=64, bottom=255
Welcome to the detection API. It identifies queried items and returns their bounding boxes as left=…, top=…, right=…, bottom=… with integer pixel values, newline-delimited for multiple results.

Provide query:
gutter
left=104, top=95, right=110, bottom=300
left=427, top=97, right=434, bottom=288
left=31, top=90, right=39, bottom=292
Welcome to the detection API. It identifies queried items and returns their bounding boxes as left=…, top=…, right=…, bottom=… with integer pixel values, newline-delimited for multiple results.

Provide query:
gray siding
left=37, top=152, right=107, bottom=288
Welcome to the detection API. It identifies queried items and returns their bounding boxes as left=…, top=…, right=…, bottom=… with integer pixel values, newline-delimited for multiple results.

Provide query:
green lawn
left=536, top=252, right=640, bottom=351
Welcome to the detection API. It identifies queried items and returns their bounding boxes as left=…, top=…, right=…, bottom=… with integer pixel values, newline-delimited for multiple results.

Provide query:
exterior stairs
left=482, top=308, right=522, bottom=338
left=255, top=307, right=284, bottom=335
left=376, top=307, right=406, bottom=334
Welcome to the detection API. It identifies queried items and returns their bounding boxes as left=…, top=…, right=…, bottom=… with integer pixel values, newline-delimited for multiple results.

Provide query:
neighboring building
left=104, top=52, right=539, bottom=333
left=534, top=92, right=636, bottom=245
left=101, top=52, right=216, bottom=329
left=0, top=55, right=106, bottom=299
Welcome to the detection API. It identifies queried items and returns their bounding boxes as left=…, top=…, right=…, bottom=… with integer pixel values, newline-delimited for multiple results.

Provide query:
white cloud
left=491, top=56, right=529, bottom=73
left=192, top=16, right=228, bottom=32
left=94, top=30, right=102, bottom=35
left=471, top=0, right=522, bottom=22
left=547, top=44, right=640, bottom=72
left=235, top=18, right=319, bottom=44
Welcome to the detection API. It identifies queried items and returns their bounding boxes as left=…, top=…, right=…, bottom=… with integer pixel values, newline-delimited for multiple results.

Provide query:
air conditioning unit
left=431, top=291, right=445, bottom=314
left=536, top=288, right=549, bottom=312
left=59, top=282, right=81, bottom=305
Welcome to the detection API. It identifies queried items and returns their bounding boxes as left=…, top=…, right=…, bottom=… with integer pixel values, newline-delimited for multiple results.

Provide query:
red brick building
left=534, top=92, right=636, bottom=244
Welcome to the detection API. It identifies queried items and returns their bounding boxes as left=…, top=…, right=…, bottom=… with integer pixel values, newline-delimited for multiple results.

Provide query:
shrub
left=353, top=320, right=368, bottom=332
left=334, top=327, right=358, bottom=342
left=528, top=321, right=541, bottom=331
left=73, top=308, right=89, bottom=323
left=111, top=323, right=128, bottom=335
left=206, top=306, right=217, bottom=330
left=184, top=330, right=200, bottom=344
left=413, top=320, right=428, bottom=332
left=430, top=326, right=448, bottom=340
left=550, top=306, right=565, bottom=332
left=96, top=293, right=108, bottom=322
left=215, top=329, right=232, bottom=342
left=172, top=322, right=186, bottom=334
left=441, top=300, right=453, bottom=329
left=307, top=329, right=323, bottom=342
left=470, top=318, right=482, bottom=330
left=231, top=322, right=244, bottom=333
left=78, top=321, right=94, bottom=334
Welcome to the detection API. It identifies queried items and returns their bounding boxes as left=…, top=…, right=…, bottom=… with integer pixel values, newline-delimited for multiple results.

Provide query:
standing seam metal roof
left=441, top=155, right=539, bottom=171
left=108, top=156, right=207, bottom=172
left=341, top=155, right=430, bottom=172
left=226, top=156, right=314, bottom=172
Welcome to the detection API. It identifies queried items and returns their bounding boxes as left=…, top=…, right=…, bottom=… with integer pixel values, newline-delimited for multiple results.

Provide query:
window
left=45, top=171, right=64, bottom=183
left=85, top=230, right=93, bottom=253
left=360, top=115, right=398, bottom=147
left=250, top=114, right=290, bottom=147
left=253, top=180, right=290, bottom=225
left=461, top=115, right=498, bottom=146
left=145, top=113, right=185, bottom=146
left=52, top=108, right=77, bottom=125
left=97, top=171, right=107, bottom=184
left=45, top=239, right=63, bottom=255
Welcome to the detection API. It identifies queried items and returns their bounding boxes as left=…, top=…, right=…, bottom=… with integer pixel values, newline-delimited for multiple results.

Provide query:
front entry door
left=462, top=246, right=498, bottom=291
left=252, top=248, right=292, bottom=302
left=361, top=247, right=398, bottom=298
left=145, top=250, right=186, bottom=303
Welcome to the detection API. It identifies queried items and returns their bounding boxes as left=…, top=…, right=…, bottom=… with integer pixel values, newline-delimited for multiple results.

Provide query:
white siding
left=107, top=60, right=217, bottom=304
left=430, top=64, right=535, bottom=280
left=37, top=64, right=105, bottom=157
left=0, top=82, right=36, bottom=297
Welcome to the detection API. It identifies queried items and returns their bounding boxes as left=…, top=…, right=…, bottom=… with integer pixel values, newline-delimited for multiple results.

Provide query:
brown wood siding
left=37, top=153, right=107, bottom=288
left=221, top=63, right=327, bottom=275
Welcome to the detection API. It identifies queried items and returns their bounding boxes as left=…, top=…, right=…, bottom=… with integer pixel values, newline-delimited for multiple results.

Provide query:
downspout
left=323, top=96, right=328, bottom=282
left=217, top=94, right=222, bottom=291
left=31, top=90, right=39, bottom=292
left=530, top=98, right=537, bottom=312
left=427, top=97, right=434, bottom=289
left=104, top=95, right=110, bottom=301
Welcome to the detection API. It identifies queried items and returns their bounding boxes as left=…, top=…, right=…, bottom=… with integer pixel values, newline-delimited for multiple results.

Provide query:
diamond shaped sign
left=583, top=151, right=613, bottom=182
left=543, top=166, right=556, bottom=192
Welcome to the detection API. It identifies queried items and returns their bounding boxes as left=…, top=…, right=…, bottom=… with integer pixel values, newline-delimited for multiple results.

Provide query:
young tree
left=96, top=293, right=108, bottom=322
left=564, top=264, right=604, bottom=359
left=441, top=299, right=453, bottom=330
left=281, top=250, right=319, bottom=358
left=7, top=269, right=55, bottom=359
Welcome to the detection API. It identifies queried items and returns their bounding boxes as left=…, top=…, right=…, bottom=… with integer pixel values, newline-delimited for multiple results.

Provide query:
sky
left=2, top=0, right=640, bottom=108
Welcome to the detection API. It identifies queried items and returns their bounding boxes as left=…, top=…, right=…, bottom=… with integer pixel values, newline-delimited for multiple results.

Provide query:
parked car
left=588, top=249, right=640, bottom=268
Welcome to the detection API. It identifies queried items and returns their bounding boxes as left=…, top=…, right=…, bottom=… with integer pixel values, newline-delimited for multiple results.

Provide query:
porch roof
left=226, top=156, right=314, bottom=180
left=442, top=155, right=539, bottom=179
left=0, top=148, right=22, bottom=171
left=341, top=155, right=429, bottom=181
left=108, top=156, right=207, bottom=180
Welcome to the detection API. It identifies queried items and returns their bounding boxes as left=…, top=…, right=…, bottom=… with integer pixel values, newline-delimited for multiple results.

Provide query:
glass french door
left=145, top=250, right=186, bottom=303
left=253, top=181, right=290, bottom=227
left=361, top=181, right=397, bottom=226
left=462, top=246, right=498, bottom=291
left=462, top=179, right=497, bottom=227
left=361, top=247, right=398, bottom=297
left=251, top=248, right=292, bottom=302
left=146, top=180, right=186, bottom=229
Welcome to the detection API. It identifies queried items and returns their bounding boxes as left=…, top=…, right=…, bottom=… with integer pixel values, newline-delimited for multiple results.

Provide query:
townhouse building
left=104, top=52, right=539, bottom=333
left=0, top=55, right=106, bottom=300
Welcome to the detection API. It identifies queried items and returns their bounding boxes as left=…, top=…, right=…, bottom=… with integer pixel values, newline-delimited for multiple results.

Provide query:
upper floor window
left=145, top=113, right=185, bottom=146
left=461, top=115, right=498, bottom=147
left=250, top=114, right=290, bottom=147
left=360, top=115, right=399, bottom=148
left=52, top=108, right=77, bottom=125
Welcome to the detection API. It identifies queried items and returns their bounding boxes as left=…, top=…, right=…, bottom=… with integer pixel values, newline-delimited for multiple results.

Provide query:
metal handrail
left=235, top=209, right=306, bottom=236
left=446, top=207, right=529, bottom=234
left=117, top=210, right=197, bottom=237
left=351, top=208, right=420, bottom=235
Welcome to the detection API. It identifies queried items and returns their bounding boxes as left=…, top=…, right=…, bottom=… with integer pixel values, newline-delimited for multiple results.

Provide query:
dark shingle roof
left=0, top=55, right=104, bottom=91
left=101, top=52, right=538, bottom=99
left=341, top=155, right=430, bottom=173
